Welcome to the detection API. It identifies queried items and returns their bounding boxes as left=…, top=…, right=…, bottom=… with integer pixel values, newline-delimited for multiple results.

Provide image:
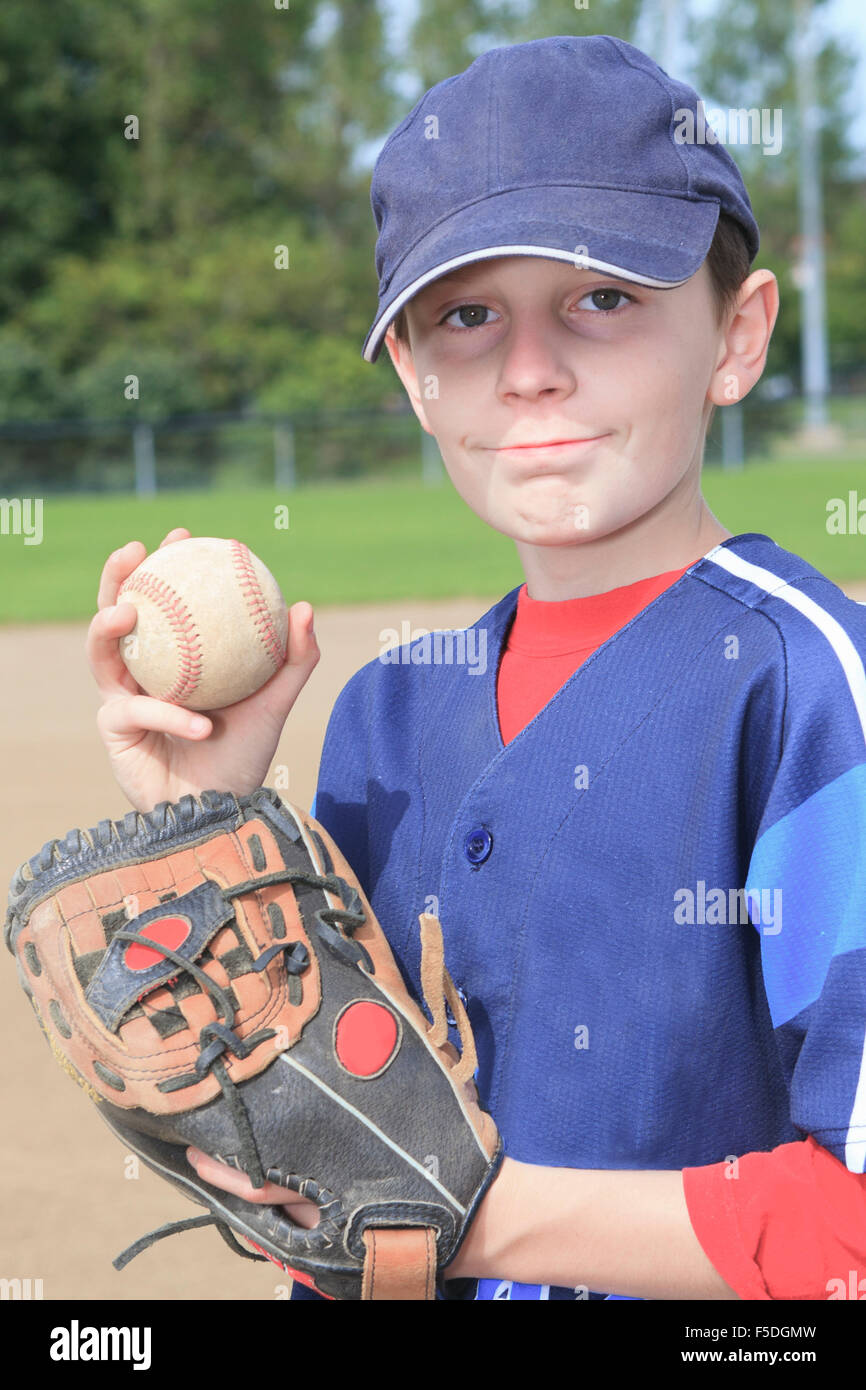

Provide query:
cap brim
left=362, top=185, right=720, bottom=362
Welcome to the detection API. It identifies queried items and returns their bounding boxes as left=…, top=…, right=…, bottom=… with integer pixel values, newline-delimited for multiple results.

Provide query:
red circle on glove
left=335, top=1001, right=399, bottom=1077
left=124, top=916, right=191, bottom=972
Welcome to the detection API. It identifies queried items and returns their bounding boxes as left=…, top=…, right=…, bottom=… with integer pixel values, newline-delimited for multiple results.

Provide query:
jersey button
left=445, top=984, right=470, bottom=1029
left=463, top=826, right=492, bottom=865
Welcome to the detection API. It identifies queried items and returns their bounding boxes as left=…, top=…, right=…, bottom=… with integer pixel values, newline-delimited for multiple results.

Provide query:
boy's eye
left=441, top=304, right=500, bottom=330
left=577, top=288, right=631, bottom=313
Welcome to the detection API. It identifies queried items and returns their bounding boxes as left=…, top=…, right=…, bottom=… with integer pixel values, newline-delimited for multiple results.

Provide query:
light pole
left=793, top=0, right=835, bottom=444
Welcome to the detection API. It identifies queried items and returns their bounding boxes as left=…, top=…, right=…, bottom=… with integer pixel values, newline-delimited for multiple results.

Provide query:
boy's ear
left=708, top=269, right=779, bottom=408
left=383, top=324, right=435, bottom=435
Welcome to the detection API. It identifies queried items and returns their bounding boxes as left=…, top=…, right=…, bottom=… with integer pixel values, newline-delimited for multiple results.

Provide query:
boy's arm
left=187, top=1131, right=866, bottom=1300
left=444, top=1155, right=741, bottom=1299
left=446, top=1137, right=866, bottom=1300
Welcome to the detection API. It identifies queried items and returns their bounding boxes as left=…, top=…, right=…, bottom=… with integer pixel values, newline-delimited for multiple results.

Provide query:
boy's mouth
left=493, top=436, right=608, bottom=451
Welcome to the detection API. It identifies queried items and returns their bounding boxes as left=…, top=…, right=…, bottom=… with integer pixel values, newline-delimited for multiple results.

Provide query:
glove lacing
left=113, top=865, right=368, bottom=1271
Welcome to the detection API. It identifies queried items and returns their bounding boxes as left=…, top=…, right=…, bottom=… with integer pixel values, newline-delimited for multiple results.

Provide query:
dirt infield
left=0, top=596, right=495, bottom=1301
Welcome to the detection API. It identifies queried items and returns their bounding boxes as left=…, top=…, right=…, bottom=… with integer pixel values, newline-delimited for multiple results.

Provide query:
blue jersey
left=291, top=532, right=866, bottom=1300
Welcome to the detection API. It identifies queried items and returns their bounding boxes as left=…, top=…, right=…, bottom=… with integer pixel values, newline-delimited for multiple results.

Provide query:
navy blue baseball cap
left=362, top=34, right=760, bottom=362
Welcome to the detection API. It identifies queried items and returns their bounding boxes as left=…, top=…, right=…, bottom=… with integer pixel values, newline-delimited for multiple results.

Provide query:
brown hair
left=387, top=210, right=752, bottom=366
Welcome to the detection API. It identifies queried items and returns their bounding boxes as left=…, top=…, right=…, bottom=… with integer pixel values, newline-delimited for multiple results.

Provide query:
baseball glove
left=4, top=786, right=502, bottom=1300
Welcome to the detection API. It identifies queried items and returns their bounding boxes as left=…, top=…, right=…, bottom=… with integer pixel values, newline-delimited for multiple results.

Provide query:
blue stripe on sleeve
left=747, top=763, right=866, bottom=1026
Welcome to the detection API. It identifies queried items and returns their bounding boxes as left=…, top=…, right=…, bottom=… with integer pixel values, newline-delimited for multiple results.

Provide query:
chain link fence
left=0, top=405, right=438, bottom=495
left=0, top=385, right=864, bottom=495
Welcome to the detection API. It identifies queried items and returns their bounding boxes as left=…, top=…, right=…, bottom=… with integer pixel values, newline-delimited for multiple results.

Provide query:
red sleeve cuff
left=682, top=1136, right=866, bottom=1301
left=682, top=1156, right=772, bottom=1299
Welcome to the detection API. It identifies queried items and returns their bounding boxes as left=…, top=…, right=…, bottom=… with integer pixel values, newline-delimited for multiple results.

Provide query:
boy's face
left=384, top=254, right=775, bottom=591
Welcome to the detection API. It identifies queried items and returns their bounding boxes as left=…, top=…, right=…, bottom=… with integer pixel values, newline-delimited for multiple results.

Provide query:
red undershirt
left=496, top=568, right=866, bottom=1300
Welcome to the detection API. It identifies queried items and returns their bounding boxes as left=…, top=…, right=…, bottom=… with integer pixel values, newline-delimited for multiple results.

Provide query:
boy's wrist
left=443, top=1154, right=525, bottom=1283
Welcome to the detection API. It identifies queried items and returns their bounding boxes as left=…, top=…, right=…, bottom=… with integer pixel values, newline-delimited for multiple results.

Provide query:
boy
left=90, top=35, right=866, bottom=1300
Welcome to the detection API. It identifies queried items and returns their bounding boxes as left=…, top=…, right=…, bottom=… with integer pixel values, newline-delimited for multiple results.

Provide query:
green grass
left=2, top=455, right=866, bottom=623
left=0, top=480, right=524, bottom=623
left=700, top=452, right=866, bottom=581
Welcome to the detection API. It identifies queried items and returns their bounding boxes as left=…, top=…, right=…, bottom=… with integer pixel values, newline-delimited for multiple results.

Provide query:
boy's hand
left=87, top=528, right=320, bottom=812
left=185, top=1147, right=320, bottom=1231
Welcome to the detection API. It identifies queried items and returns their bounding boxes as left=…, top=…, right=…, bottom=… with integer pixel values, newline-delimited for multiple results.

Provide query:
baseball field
left=2, top=458, right=865, bottom=1299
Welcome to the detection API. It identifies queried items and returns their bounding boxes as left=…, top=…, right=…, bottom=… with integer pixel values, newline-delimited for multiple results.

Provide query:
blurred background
left=1, top=0, right=866, bottom=1303
left=2, top=0, right=866, bottom=623
left=0, top=0, right=864, bottom=511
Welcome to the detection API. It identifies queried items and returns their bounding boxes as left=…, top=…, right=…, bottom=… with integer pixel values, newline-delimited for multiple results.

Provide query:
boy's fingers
left=285, top=601, right=319, bottom=669
left=85, top=603, right=142, bottom=697
left=158, top=528, right=191, bottom=548
left=186, top=1148, right=284, bottom=1204
left=89, top=603, right=315, bottom=718
left=185, top=1148, right=319, bottom=1225
left=292, top=599, right=315, bottom=635
left=228, top=602, right=319, bottom=718
left=95, top=531, right=188, bottom=613
left=96, top=541, right=146, bottom=611
left=97, top=693, right=212, bottom=741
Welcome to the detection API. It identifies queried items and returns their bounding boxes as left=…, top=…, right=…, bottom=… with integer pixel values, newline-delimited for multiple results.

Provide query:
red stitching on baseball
left=229, top=539, right=285, bottom=668
left=118, top=570, right=204, bottom=704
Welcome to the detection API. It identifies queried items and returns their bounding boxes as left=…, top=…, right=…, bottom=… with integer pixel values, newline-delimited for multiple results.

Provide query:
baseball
left=117, top=536, right=289, bottom=711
